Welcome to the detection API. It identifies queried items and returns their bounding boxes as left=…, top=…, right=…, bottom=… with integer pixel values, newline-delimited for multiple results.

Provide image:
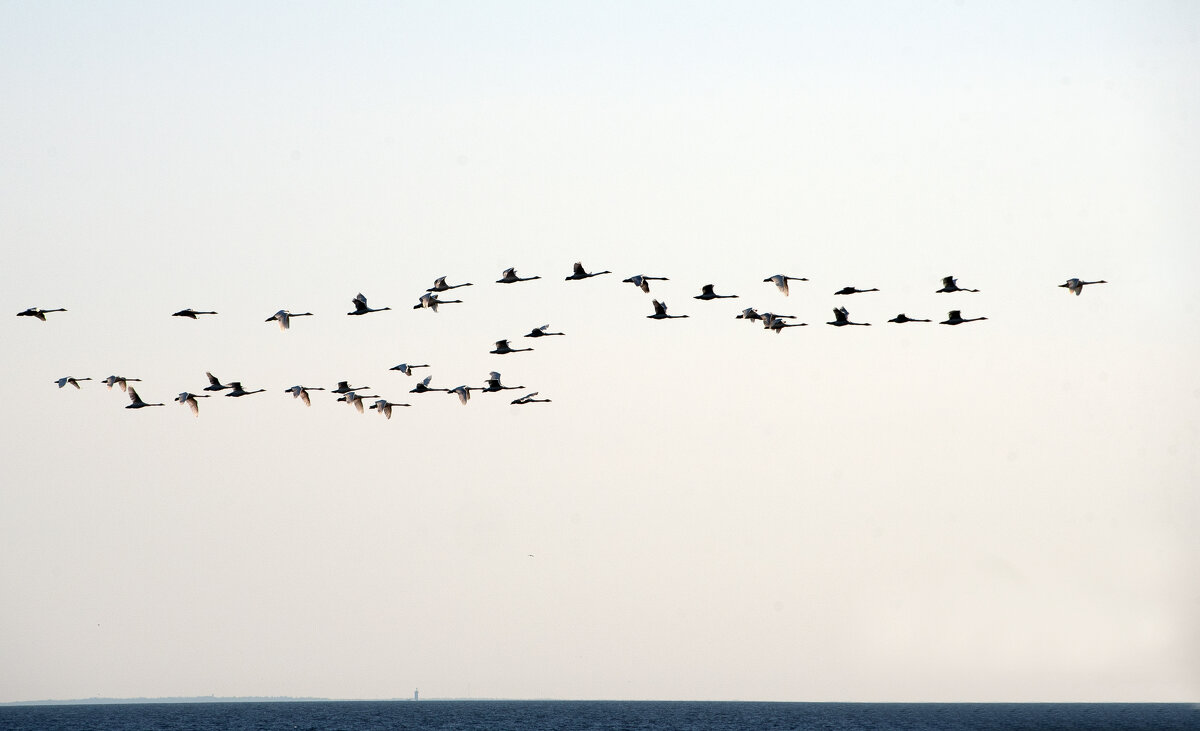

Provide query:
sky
left=1, top=0, right=1198, bottom=703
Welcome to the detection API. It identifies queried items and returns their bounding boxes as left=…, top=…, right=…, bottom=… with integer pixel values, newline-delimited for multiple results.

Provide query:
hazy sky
left=1, top=1, right=1197, bottom=703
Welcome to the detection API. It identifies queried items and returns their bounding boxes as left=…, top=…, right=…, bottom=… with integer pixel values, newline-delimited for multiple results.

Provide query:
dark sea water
left=0, top=701, right=1196, bottom=731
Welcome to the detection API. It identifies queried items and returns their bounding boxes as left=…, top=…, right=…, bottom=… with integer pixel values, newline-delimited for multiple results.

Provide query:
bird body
left=648, top=300, right=688, bottom=319
left=491, top=339, right=533, bottom=354
left=265, top=309, right=313, bottom=330
left=828, top=307, right=870, bottom=326
left=410, top=376, right=448, bottom=393
left=427, top=276, right=472, bottom=292
left=172, top=309, right=217, bottom=318
left=936, top=276, right=979, bottom=293
left=103, top=375, right=141, bottom=391
left=622, top=275, right=668, bottom=293
left=764, top=274, right=808, bottom=296
left=694, top=284, right=737, bottom=300
left=175, top=392, right=209, bottom=416
left=17, top=307, right=67, bottom=321
left=285, top=385, right=324, bottom=406
left=834, top=286, right=879, bottom=295
left=888, top=313, right=931, bottom=323
left=525, top=324, right=564, bottom=338
left=1059, top=278, right=1107, bottom=296
left=125, top=387, right=163, bottom=409
left=565, top=261, right=611, bottom=280
left=414, top=293, right=462, bottom=312
left=390, top=363, right=430, bottom=375
left=55, top=377, right=92, bottom=389
left=497, top=267, right=540, bottom=284
left=204, top=372, right=232, bottom=392
left=225, top=381, right=266, bottom=397
left=348, top=293, right=390, bottom=315
left=512, top=392, right=551, bottom=405
left=940, top=310, right=987, bottom=325
left=370, top=400, right=410, bottom=418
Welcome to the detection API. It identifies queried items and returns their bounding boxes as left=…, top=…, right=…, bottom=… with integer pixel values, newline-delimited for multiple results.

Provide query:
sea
left=0, top=701, right=1196, bottom=731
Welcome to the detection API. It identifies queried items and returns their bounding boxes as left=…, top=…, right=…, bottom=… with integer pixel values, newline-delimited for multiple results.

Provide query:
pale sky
left=1, top=1, right=1197, bottom=703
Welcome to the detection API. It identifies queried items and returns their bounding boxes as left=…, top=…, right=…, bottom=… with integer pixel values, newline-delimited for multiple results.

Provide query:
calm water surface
left=0, top=701, right=1196, bottom=730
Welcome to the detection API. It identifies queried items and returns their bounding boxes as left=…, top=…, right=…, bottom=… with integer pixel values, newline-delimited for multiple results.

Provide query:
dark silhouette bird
left=936, top=276, right=979, bottom=293
left=647, top=300, right=688, bottom=320
left=55, top=377, right=92, bottom=389
left=409, top=376, right=448, bottom=394
left=481, top=371, right=523, bottom=392
left=512, top=392, right=551, bottom=405
left=525, top=324, right=564, bottom=338
left=284, top=385, right=324, bottom=406
left=203, top=372, right=232, bottom=392
left=888, top=313, right=932, bottom=323
left=1059, top=278, right=1108, bottom=296
left=565, top=261, right=611, bottom=281
left=764, top=274, right=808, bottom=296
left=497, top=267, right=541, bottom=284
left=125, top=387, right=163, bottom=409
left=369, top=400, right=410, bottom=419
left=491, top=339, right=533, bottom=355
left=834, top=286, right=879, bottom=295
left=390, top=363, right=430, bottom=376
left=172, top=309, right=217, bottom=318
left=940, top=310, right=987, bottom=325
left=331, top=381, right=368, bottom=394
left=17, top=307, right=67, bottom=321
left=225, top=381, right=266, bottom=397
left=622, top=274, right=669, bottom=293
left=265, top=309, right=314, bottom=330
left=175, top=392, right=210, bottom=416
left=348, top=293, right=390, bottom=316
left=427, top=276, right=473, bottom=292
left=414, top=292, right=463, bottom=312
left=827, top=307, right=870, bottom=326
left=694, top=284, right=738, bottom=300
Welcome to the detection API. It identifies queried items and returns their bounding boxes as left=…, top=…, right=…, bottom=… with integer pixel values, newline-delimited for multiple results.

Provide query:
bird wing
left=495, top=340, right=509, bottom=349
left=420, top=376, right=432, bottom=387
left=433, top=276, right=447, bottom=289
left=186, top=396, right=199, bottom=416
left=300, top=389, right=311, bottom=406
left=942, top=276, right=954, bottom=288
left=127, top=387, right=141, bottom=404
left=652, top=300, right=666, bottom=316
left=573, top=262, right=586, bottom=276
left=206, top=372, right=220, bottom=387
left=502, top=267, right=516, bottom=278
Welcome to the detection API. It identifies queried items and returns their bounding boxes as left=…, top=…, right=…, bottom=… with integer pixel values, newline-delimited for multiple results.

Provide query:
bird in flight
left=833, top=286, right=879, bottom=295
left=55, top=377, right=92, bottom=389
left=102, top=375, right=141, bottom=391
left=935, top=276, right=979, bottom=293
left=496, top=267, right=541, bottom=284
left=390, top=363, right=430, bottom=376
left=565, top=261, right=611, bottom=281
left=1059, top=278, right=1107, bottom=296
left=525, top=324, right=564, bottom=338
left=369, top=399, right=410, bottom=419
left=512, top=392, right=551, bottom=405
left=16, top=307, right=67, bottom=321
left=175, top=392, right=210, bottom=416
left=125, top=387, right=163, bottom=409
left=622, top=274, right=669, bottom=293
left=204, top=372, right=233, bottom=392
left=427, top=276, right=473, bottom=292
left=491, top=339, right=533, bottom=355
left=338, top=391, right=379, bottom=413
left=265, top=309, right=314, bottom=330
left=225, top=381, right=266, bottom=397
left=887, top=313, right=931, bottom=323
left=172, top=308, right=218, bottom=319
left=940, top=310, right=987, bottom=325
left=284, top=385, right=324, bottom=406
left=647, top=300, right=688, bottom=320
left=827, top=307, right=870, bottom=326
left=414, top=292, right=463, bottom=312
left=764, top=274, right=808, bottom=296
left=694, top=284, right=738, bottom=300
left=348, top=293, right=391, bottom=316
left=331, top=381, right=369, bottom=394
left=481, top=372, right=523, bottom=392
